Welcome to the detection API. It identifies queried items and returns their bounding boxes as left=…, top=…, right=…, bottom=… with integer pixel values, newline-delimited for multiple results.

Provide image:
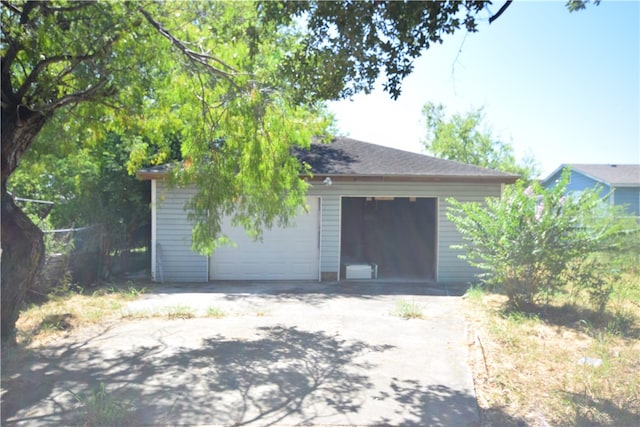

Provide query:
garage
left=209, top=197, right=320, bottom=280
left=340, top=197, right=437, bottom=279
left=140, top=137, right=517, bottom=284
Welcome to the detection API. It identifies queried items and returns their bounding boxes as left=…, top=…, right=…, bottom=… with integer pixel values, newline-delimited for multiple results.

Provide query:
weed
left=70, top=383, right=134, bottom=427
left=121, top=283, right=146, bottom=299
left=15, top=283, right=147, bottom=345
left=464, top=284, right=485, bottom=303
left=40, top=313, right=74, bottom=332
left=206, top=306, right=226, bottom=318
left=392, top=299, right=424, bottom=319
left=607, top=308, right=635, bottom=336
left=163, top=305, right=194, bottom=320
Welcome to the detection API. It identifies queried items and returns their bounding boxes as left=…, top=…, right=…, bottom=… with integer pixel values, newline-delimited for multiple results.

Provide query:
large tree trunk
left=1, top=105, right=48, bottom=341
left=1, top=190, right=45, bottom=341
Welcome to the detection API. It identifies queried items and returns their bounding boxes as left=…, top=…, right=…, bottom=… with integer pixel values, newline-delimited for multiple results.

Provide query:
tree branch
left=1, top=1, right=21, bottom=15
left=19, top=0, right=38, bottom=25
left=489, top=0, right=512, bottom=24
left=137, top=7, right=240, bottom=88
left=41, top=77, right=112, bottom=112
left=15, top=50, right=110, bottom=102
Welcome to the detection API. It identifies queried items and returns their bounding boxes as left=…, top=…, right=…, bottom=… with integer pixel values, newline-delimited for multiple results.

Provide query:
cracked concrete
left=2, top=281, right=478, bottom=426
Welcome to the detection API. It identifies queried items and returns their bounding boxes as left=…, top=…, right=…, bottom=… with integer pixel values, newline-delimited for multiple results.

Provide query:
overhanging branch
left=138, top=7, right=240, bottom=89
left=489, top=1, right=512, bottom=24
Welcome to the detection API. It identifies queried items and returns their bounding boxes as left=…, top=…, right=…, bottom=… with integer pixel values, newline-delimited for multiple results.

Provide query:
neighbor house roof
left=137, top=136, right=519, bottom=183
left=543, top=164, right=640, bottom=187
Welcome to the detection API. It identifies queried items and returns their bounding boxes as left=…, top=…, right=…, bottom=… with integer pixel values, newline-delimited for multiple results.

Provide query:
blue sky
left=328, top=1, right=640, bottom=178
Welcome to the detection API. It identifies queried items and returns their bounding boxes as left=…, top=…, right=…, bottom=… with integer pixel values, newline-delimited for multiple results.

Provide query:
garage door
left=209, top=197, right=320, bottom=280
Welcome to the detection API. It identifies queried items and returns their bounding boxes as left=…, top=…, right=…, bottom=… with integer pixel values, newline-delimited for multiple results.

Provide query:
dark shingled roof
left=137, top=136, right=519, bottom=183
left=561, top=164, right=640, bottom=186
left=136, top=162, right=176, bottom=180
left=296, top=137, right=519, bottom=182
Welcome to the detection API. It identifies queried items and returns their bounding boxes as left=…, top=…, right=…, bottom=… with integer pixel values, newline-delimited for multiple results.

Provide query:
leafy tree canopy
left=3, top=1, right=334, bottom=251
left=421, top=102, right=540, bottom=181
left=259, top=1, right=486, bottom=100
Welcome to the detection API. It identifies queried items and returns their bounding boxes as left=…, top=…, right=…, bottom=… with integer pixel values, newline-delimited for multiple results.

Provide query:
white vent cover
left=345, top=264, right=377, bottom=279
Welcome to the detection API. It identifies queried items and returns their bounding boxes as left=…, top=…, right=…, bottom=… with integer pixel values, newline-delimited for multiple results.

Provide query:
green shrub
left=447, top=169, right=638, bottom=310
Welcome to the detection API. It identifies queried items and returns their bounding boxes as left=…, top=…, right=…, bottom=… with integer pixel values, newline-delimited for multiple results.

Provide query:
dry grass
left=15, top=284, right=146, bottom=346
left=465, top=282, right=640, bottom=426
left=14, top=283, right=230, bottom=347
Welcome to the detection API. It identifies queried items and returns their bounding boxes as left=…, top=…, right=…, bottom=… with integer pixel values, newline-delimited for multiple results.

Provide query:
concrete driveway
left=2, top=281, right=478, bottom=426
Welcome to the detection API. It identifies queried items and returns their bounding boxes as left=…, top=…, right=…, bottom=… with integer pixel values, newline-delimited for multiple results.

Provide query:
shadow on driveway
left=2, top=281, right=479, bottom=426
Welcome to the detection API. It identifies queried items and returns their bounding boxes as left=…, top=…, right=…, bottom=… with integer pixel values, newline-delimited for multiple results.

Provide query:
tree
left=447, top=170, right=637, bottom=310
left=421, top=103, right=540, bottom=180
left=1, top=1, right=324, bottom=339
left=258, top=1, right=487, bottom=100
left=10, top=131, right=152, bottom=279
left=2, top=0, right=504, bottom=340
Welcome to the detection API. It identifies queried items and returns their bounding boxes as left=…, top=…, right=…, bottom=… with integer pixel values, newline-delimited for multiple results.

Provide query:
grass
left=163, top=305, right=195, bottom=319
left=206, top=306, right=226, bottom=318
left=69, top=382, right=135, bottom=427
left=15, top=281, right=235, bottom=346
left=15, top=283, right=147, bottom=346
left=392, top=299, right=424, bottom=319
left=122, top=305, right=228, bottom=320
left=464, top=277, right=640, bottom=426
left=16, top=282, right=226, bottom=346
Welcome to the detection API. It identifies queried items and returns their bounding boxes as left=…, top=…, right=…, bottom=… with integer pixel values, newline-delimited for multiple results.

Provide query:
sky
left=328, top=1, right=640, bottom=179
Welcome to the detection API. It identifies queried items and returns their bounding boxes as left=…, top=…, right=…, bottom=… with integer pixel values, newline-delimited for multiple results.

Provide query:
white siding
left=209, top=197, right=320, bottom=280
left=318, top=195, right=341, bottom=277
left=154, top=180, right=208, bottom=282
left=152, top=179, right=503, bottom=284
left=309, top=181, right=502, bottom=284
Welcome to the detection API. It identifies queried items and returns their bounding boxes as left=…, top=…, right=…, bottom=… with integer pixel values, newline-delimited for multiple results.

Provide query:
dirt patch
left=464, top=293, right=640, bottom=426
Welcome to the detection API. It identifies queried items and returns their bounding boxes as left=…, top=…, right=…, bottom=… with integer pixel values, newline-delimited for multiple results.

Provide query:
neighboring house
left=137, top=137, right=518, bottom=284
left=542, top=164, right=640, bottom=216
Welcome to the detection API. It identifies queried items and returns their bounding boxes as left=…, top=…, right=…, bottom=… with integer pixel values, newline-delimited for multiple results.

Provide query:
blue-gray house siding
left=542, top=165, right=640, bottom=216
left=544, top=169, right=611, bottom=198
left=613, top=187, right=639, bottom=216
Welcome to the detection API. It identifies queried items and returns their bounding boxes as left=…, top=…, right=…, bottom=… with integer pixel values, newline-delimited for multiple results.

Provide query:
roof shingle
left=296, top=137, right=519, bottom=181
left=564, top=164, right=640, bottom=186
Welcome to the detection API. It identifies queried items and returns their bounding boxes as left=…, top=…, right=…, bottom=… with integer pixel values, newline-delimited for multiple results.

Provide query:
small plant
left=206, top=306, right=226, bottom=318
left=122, top=285, right=146, bottom=299
left=164, top=305, right=195, bottom=319
left=464, top=284, right=485, bottom=303
left=40, top=313, right=74, bottom=332
left=70, top=382, right=134, bottom=427
left=607, top=308, right=635, bottom=336
left=393, top=299, right=424, bottom=319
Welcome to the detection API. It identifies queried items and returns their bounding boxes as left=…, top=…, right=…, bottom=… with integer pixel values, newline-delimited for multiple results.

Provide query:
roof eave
left=611, top=183, right=640, bottom=188
left=136, top=171, right=169, bottom=181
left=306, top=174, right=519, bottom=184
